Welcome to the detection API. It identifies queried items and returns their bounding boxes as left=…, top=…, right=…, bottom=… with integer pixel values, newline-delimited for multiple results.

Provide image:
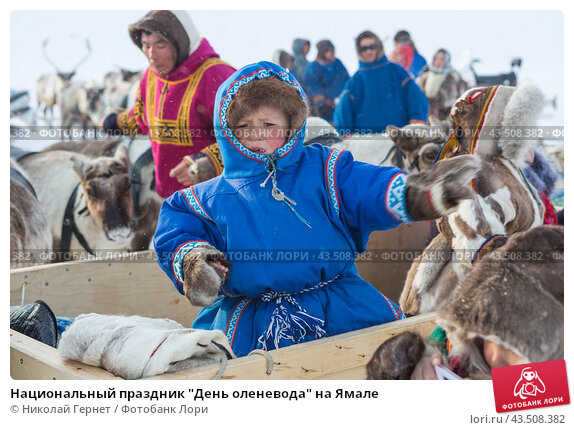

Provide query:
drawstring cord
left=257, top=275, right=340, bottom=351
left=260, top=156, right=312, bottom=229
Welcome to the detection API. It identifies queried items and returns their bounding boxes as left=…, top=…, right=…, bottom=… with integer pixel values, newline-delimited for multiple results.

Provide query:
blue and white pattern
left=385, top=173, right=413, bottom=223
left=326, top=148, right=344, bottom=216
left=172, top=241, right=215, bottom=285
left=256, top=275, right=339, bottom=350
left=219, top=66, right=307, bottom=161
left=226, top=298, right=251, bottom=346
left=181, top=187, right=213, bottom=222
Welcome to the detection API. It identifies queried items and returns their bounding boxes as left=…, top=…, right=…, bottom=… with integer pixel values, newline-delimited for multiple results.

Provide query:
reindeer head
left=387, top=124, right=444, bottom=171
left=120, top=68, right=140, bottom=82
left=57, top=71, right=76, bottom=82
left=71, top=146, right=134, bottom=241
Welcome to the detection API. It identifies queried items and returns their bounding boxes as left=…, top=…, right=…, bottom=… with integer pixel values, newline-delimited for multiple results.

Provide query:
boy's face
left=234, top=105, right=289, bottom=154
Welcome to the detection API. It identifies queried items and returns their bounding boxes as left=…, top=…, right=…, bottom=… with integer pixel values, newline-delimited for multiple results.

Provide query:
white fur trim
left=499, top=83, right=546, bottom=166
left=171, top=10, right=201, bottom=55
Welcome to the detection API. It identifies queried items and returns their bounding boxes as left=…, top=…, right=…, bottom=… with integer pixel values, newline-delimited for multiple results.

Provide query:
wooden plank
left=10, top=330, right=120, bottom=380
left=10, top=250, right=200, bottom=326
left=11, top=314, right=436, bottom=380
left=145, top=313, right=437, bottom=380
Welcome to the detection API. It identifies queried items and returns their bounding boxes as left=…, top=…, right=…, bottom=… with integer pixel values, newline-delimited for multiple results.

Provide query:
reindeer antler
left=42, top=38, right=62, bottom=73
left=70, top=38, right=92, bottom=72
left=42, top=37, right=92, bottom=76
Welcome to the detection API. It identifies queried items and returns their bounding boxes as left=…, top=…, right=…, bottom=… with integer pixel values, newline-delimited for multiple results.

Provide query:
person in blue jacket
left=333, top=30, right=429, bottom=136
left=153, top=61, right=480, bottom=357
left=394, top=29, right=427, bottom=78
left=304, top=40, right=349, bottom=122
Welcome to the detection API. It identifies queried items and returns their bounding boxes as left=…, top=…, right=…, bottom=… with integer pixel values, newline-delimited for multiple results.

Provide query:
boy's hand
left=405, top=154, right=481, bottom=220
left=182, top=247, right=231, bottom=307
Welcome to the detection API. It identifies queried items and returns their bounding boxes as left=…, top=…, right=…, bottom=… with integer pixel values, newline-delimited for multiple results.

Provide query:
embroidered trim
left=385, top=173, right=413, bottom=223
left=140, top=58, right=228, bottom=147
left=326, top=148, right=344, bottom=216
left=181, top=187, right=214, bottom=222
left=225, top=298, right=252, bottom=347
left=380, top=294, right=404, bottom=320
left=218, top=67, right=307, bottom=162
left=469, top=85, right=499, bottom=154
left=171, top=240, right=214, bottom=285
left=202, top=143, right=224, bottom=176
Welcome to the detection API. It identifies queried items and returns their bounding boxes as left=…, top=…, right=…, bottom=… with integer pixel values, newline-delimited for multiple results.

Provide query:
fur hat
left=129, top=10, right=201, bottom=69
left=316, top=40, right=335, bottom=60
left=447, top=83, right=545, bottom=165
left=226, top=76, right=309, bottom=139
left=437, top=225, right=564, bottom=376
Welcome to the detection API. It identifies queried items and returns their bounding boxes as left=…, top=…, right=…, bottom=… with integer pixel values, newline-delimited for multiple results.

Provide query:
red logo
left=492, top=360, right=570, bottom=413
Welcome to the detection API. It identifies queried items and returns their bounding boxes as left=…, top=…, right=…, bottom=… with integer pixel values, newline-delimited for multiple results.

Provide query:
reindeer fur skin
left=400, top=84, right=546, bottom=315
left=10, top=161, right=53, bottom=268
left=58, top=313, right=234, bottom=379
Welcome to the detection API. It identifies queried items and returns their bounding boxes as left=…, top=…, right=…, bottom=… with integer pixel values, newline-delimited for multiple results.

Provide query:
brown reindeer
left=18, top=145, right=134, bottom=260
left=44, top=138, right=161, bottom=251
left=399, top=84, right=546, bottom=315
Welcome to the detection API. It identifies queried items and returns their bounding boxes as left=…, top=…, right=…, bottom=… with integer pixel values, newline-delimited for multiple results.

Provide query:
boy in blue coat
left=154, top=61, right=480, bottom=357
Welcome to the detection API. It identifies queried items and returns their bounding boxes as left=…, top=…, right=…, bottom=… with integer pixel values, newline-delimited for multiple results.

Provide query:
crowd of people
left=274, top=29, right=469, bottom=135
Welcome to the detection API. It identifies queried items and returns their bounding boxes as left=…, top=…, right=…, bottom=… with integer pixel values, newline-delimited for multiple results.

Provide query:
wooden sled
left=10, top=249, right=435, bottom=380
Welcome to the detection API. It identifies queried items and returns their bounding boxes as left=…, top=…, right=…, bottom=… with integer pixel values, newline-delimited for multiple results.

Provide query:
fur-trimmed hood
left=129, top=10, right=201, bottom=69
left=213, top=61, right=308, bottom=179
